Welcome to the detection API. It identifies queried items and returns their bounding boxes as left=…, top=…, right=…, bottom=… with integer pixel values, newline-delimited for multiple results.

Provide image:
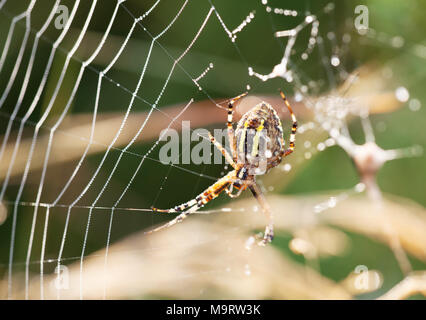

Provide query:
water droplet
left=330, top=128, right=339, bottom=138
left=325, top=138, right=335, bottom=147
left=285, top=72, right=293, bottom=82
left=315, top=143, right=324, bottom=152
left=331, top=55, right=340, bottom=67
left=305, top=15, right=314, bottom=23
left=355, top=183, right=366, bottom=193
left=295, top=92, right=303, bottom=102
left=328, top=197, right=337, bottom=208
left=283, top=163, right=292, bottom=172
left=343, top=33, right=351, bottom=43
left=391, top=36, right=404, bottom=48
left=395, top=87, right=409, bottom=102
left=409, top=98, right=421, bottom=111
left=325, top=3, right=335, bottom=12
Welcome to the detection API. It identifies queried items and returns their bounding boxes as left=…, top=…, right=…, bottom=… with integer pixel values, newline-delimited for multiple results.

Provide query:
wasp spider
left=150, top=90, right=297, bottom=246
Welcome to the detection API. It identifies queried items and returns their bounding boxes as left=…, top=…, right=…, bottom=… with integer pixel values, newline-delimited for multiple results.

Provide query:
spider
left=149, top=90, right=297, bottom=246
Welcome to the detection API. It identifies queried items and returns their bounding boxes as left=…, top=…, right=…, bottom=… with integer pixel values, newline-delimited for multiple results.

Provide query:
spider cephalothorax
left=150, top=91, right=297, bottom=246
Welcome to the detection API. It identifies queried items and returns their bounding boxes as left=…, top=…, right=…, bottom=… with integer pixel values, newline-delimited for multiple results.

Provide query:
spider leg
left=225, top=181, right=246, bottom=198
left=261, top=90, right=297, bottom=170
left=148, top=171, right=235, bottom=234
left=279, top=90, right=297, bottom=157
left=207, top=131, right=236, bottom=169
left=227, top=92, right=248, bottom=163
left=249, top=182, right=274, bottom=246
left=225, top=184, right=236, bottom=198
left=145, top=205, right=200, bottom=234
left=151, top=198, right=198, bottom=213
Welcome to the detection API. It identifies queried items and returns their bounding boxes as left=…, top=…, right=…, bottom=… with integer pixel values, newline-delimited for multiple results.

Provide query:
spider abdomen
left=235, top=102, right=284, bottom=174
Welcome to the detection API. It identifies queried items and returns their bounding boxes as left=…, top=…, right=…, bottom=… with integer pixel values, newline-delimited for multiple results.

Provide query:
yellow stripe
left=238, top=168, right=245, bottom=179
left=251, top=119, right=264, bottom=157
left=238, top=121, right=249, bottom=153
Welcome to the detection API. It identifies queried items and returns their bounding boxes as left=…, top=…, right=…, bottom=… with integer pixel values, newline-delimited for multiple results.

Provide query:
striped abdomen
left=235, top=102, right=283, bottom=173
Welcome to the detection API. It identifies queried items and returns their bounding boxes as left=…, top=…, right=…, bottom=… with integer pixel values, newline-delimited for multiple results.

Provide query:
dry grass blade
left=8, top=218, right=350, bottom=300
left=6, top=193, right=425, bottom=299
left=378, top=271, right=426, bottom=300
left=223, top=194, right=426, bottom=262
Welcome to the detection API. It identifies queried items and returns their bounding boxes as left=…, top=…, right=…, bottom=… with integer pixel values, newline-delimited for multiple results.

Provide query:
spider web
left=0, top=0, right=424, bottom=300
